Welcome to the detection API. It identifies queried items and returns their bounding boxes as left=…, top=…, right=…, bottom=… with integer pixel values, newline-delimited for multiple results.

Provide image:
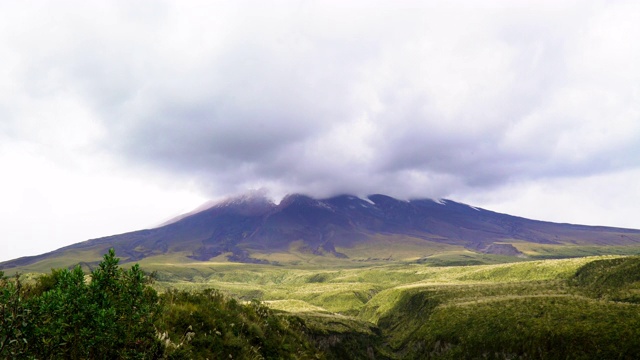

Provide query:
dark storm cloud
left=7, top=1, right=639, bottom=200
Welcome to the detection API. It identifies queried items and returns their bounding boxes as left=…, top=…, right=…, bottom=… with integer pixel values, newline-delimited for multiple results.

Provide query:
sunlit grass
left=9, top=248, right=640, bottom=358
left=505, top=242, right=640, bottom=258
left=335, top=234, right=461, bottom=261
left=263, top=299, right=329, bottom=313
left=147, top=255, right=619, bottom=323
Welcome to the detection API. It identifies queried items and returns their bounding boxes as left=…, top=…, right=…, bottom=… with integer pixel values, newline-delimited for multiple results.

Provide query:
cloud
left=2, top=0, right=640, bottom=262
left=2, top=0, right=640, bottom=201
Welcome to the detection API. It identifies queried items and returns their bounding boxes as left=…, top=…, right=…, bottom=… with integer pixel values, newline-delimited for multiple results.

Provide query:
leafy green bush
left=0, top=271, right=31, bottom=359
left=2, top=250, right=369, bottom=359
left=0, top=249, right=163, bottom=359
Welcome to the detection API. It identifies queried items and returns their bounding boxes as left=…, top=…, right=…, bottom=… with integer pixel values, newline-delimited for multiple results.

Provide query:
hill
left=3, top=193, right=640, bottom=272
left=143, top=255, right=640, bottom=359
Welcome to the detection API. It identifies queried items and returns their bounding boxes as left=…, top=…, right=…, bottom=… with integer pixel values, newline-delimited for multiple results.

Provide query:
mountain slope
left=3, top=193, right=640, bottom=271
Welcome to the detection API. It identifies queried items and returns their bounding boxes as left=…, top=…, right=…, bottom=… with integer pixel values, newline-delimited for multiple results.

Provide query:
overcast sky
left=1, top=0, right=639, bottom=262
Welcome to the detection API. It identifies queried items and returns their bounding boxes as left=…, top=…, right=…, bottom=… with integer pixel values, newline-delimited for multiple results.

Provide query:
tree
left=88, top=249, right=161, bottom=358
left=2, top=249, right=163, bottom=359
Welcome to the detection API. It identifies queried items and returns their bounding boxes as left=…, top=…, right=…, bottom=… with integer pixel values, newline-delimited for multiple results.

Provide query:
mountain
left=3, top=193, right=640, bottom=271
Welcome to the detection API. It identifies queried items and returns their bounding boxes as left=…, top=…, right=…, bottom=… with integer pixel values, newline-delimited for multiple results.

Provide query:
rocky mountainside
left=3, top=193, right=640, bottom=269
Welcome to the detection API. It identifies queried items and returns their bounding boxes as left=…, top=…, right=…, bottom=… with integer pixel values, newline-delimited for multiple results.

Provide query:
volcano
left=3, top=193, right=640, bottom=270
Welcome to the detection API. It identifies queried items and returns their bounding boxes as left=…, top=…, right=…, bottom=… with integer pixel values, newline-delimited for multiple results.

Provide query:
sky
left=1, top=0, right=640, bottom=262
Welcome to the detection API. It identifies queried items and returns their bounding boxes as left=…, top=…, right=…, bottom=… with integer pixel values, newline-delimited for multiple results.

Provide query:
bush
left=0, top=249, right=163, bottom=359
left=0, top=271, right=31, bottom=359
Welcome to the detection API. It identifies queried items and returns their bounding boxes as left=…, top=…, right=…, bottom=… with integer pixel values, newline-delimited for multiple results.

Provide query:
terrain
left=147, top=255, right=640, bottom=359
left=3, top=193, right=640, bottom=273
left=3, top=193, right=640, bottom=358
left=6, top=250, right=640, bottom=358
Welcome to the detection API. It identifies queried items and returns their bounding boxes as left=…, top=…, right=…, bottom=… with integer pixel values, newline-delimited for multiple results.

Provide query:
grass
left=263, top=299, right=329, bottom=313
left=143, top=255, right=640, bottom=358
left=416, top=250, right=530, bottom=266
left=6, top=248, right=106, bottom=273
left=10, top=247, right=640, bottom=358
left=335, top=234, right=461, bottom=261
left=416, top=296, right=640, bottom=359
left=505, top=242, right=640, bottom=259
left=146, top=255, right=606, bottom=318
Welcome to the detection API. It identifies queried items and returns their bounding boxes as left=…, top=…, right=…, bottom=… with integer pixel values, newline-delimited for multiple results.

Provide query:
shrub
left=0, top=271, right=31, bottom=359
left=1, top=249, right=162, bottom=359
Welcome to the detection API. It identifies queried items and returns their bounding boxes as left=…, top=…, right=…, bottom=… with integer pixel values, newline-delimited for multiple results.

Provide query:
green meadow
left=132, top=255, right=640, bottom=359
left=6, top=248, right=640, bottom=358
left=144, top=256, right=599, bottom=313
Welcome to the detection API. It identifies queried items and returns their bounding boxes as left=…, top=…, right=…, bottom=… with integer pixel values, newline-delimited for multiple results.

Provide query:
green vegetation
left=0, top=250, right=318, bottom=359
left=145, top=255, right=640, bottom=359
left=569, top=256, right=640, bottom=302
left=3, top=251, right=640, bottom=359
left=509, top=242, right=640, bottom=259
left=355, top=257, right=640, bottom=359
left=412, top=296, right=640, bottom=359
left=156, top=289, right=319, bottom=359
left=1, top=249, right=162, bottom=359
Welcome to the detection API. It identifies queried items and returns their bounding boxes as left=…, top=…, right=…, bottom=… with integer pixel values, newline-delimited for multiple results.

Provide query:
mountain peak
left=212, top=191, right=276, bottom=216
left=216, top=191, right=274, bottom=207
left=278, top=193, right=334, bottom=211
left=4, top=192, right=640, bottom=270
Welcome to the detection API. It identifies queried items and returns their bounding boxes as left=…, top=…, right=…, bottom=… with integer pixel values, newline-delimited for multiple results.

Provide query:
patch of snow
left=315, top=200, right=335, bottom=211
left=362, top=197, right=376, bottom=205
left=435, top=199, right=447, bottom=205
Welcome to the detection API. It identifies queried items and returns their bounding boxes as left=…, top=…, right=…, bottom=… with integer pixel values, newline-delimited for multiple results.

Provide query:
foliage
left=0, top=249, right=162, bottom=359
left=292, top=313, right=390, bottom=360
left=356, top=257, right=640, bottom=359
left=2, top=250, right=382, bottom=359
left=0, top=271, right=31, bottom=359
left=156, top=288, right=321, bottom=359
left=5, top=252, right=640, bottom=359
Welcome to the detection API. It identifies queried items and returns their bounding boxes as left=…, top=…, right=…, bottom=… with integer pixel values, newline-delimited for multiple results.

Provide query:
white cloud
left=458, top=168, right=640, bottom=229
left=1, top=0, right=640, bottom=260
left=0, top=140, right=206, bottom=262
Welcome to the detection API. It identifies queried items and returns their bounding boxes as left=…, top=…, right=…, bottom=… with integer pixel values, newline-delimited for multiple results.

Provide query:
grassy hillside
left=148, top=256, right=594, bottom=302
left=142, top=255, right=640, bottom=359
left=8, top=250, right=640, bottom=358
left=8, top=235, right=640, bottom=276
